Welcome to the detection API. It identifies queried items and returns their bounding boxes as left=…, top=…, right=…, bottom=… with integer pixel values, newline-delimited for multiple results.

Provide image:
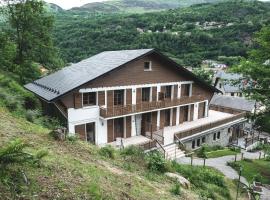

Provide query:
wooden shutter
left=136, top=88, right=142, bottom=104
left=107, top=91, right=113, bottom=108
left=174, top=85, right=178, bottom=99
left=107, top=119, right=114, bottom=143
left=152, top=87, right=157, bottom=101
left=74, top=93, right=82, bottom=109
left=75, top=124, right=85, bottom=140
left=98, top=91, right=105, bottom=106
left=125, top=116, right=131, bottom=138
left=126, top=89, right=132, bottom=105
left=172, top=108, right=177, bottom=126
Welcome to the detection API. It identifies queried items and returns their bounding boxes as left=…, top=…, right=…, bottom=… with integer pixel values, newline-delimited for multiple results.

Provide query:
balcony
left=100, top=95, right=205, bottom=118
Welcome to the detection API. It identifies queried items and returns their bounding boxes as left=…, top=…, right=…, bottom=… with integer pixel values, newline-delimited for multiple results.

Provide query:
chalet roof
left=25, top=49, right=219, bottom=101
left=215, top=71, right=242, bottom=80
left=210, top=94, right=255, bottom=112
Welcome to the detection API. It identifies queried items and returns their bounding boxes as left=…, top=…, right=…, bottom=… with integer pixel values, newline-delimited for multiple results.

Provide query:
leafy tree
left=232, top=26, right=270, bottom=131
left=193, top=68, right=214, bottom=85
left=0, top=32, right=16, bottom=71
left=1, top=0, right=64, bottom=82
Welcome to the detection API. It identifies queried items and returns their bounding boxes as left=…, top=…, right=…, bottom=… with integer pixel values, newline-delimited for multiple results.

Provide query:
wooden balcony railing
left=100, top=95, right=205, bottom=118
left=175, top=112, right=246, bottom=140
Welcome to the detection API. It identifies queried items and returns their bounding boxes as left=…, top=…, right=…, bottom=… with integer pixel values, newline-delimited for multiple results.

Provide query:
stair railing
left=174, top=134, right=186, bottom=152
left=155, top=139, right=166, bottom=159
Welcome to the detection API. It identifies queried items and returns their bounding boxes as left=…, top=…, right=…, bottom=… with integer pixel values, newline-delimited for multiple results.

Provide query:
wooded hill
left=67, top=0, right=226, bottom=14
left=53, top=1, right=270, bottom=67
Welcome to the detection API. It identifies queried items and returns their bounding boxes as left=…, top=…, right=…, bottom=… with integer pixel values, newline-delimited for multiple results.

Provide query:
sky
left=45, top=0, right=106, bottom=10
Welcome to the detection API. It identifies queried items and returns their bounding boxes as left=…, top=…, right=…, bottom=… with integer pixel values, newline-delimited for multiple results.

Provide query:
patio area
left=163, top=110, right=245, bottom=145
left=108, top=135, right=152, bottom=148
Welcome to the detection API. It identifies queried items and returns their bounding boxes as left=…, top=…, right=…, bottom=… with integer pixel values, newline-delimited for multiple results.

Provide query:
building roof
left=25, top=49, right=219, bottom=102
left=210, top=94, right=255, bottom=112
left=215, top=71, right=242, bottom=80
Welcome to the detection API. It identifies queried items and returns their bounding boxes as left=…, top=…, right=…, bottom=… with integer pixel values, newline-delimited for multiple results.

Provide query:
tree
left=1, top=0, right=64, bottom=82
left=0, top=32, right=16, bottom=71
left=193, top=68, right=214, bottom=85
left=232, top=26, right=270, bottom=131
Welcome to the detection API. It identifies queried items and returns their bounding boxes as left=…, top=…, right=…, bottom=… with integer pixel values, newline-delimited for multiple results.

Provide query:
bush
left=227, top=161, right=241, bottom=170
left=145, top=150, right=171, bottom=173
left=25, top=109, right=41, bottom=122
left=253, top=174, right=263, bottom=182
left=120, top=145, right=144, bottom=157
left=170, top=182, right=181, bottom=196
left=99, top=146, right=116, bottom=159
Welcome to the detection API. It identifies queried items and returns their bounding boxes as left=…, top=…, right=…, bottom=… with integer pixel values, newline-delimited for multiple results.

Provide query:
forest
left=53, top=1, right=270, bottom=67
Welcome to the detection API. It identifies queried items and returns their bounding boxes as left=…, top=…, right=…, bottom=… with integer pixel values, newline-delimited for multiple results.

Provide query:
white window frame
left=144, top=61, right=152, bottom=71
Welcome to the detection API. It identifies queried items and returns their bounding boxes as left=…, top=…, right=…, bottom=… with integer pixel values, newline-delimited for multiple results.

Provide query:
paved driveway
left=177, top=151, right=262, bottom=186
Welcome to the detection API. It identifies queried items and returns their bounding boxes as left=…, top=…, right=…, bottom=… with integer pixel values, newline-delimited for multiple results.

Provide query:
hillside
left=69, top=0, right=226, bottom=14
left=53, top=1, right=270, bottom=66
left=0, top=71, right=249, bottom=200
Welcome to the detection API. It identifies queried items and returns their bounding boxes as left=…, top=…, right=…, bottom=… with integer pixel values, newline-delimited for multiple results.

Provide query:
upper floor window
left=165, top=86, right=172, bottom=99
left=142, top=87, right=151, bottom=102
left=144, top=61, right=152, bottom=71
left=114, top=90, right=124, bottom=106
left=83, top=92, right=96, bottom=106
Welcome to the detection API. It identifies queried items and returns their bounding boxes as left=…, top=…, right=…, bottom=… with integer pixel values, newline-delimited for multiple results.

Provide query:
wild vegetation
left=0, top=105, right=249, bottom=199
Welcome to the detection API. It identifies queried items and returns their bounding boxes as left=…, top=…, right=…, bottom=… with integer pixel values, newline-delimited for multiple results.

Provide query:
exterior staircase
left=163, top=143, right=185, bottom=160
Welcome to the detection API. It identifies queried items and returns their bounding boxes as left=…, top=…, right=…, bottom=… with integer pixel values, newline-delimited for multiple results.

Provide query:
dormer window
left=144, top=61, right=152, bottom=71
left=83, top=92, right=96, bottom=106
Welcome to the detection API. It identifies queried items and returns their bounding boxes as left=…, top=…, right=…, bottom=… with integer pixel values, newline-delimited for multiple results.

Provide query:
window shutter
left=74, top=92, right=82, bottom=109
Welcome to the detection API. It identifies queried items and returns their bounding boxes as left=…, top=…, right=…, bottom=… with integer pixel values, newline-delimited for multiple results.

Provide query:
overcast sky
left=45, top=0, right=270, bottom=10
left=45, top=0, right=106, bottom=10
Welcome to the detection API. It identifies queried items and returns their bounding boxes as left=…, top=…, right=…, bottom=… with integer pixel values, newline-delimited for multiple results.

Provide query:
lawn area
left=233, top=159, right=270, bottom=184
left=206, top=148, right=239, bottom=158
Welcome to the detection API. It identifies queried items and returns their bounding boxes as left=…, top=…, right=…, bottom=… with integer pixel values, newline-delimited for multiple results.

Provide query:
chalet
left=25, top=49, right=247, bottom=159
left=214, top=71, right=244, bottom=97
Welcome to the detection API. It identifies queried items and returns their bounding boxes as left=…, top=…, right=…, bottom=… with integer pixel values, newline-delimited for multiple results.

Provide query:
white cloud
left=45, top=0, right=106, bottom=10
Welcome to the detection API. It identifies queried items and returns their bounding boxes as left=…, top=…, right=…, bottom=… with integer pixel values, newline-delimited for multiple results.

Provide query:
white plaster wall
left=67, top=106, right=107, bottom=145
left=194, top=103, right=199, bottom=120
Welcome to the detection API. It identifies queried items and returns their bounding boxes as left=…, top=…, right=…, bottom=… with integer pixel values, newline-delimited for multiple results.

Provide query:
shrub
left=170, top=182, right=181, bottom=196
left=25, top=109, right=41, bottom=122
left=145, top=150, right=170, bottom=173
left=99, top=146, right=116, bottom=159
left=253, top=174, right=263, bottom=182
left=66, top=135, right=78, bottom=143
left=227, top=161, right=241, bottom=170
left=120, top=145, right=144, bottom=157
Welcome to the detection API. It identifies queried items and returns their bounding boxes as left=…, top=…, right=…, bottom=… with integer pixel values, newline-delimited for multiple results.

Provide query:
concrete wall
left=184, top=128, right=230, bottom=151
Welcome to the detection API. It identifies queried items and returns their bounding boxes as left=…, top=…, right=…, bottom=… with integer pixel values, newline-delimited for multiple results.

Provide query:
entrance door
left=141, top=113, right=152, bottom=135
left=114, top=118, right=124, bottom=139
left=164, top=109, right=171, bottom=127
left=86, top=122, right=95, bottom=144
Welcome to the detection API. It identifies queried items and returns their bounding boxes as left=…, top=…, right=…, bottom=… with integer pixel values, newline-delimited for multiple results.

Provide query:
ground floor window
left=217, top=131, right=221, bottom=139
left=202, top=136, right=206, bottom=143
left=114, top=118, right=124, bottom=139
left=192, top=140, right=196, bottom=149
left=197, top=138, right=201, bottom=147
left=164, top=109, right=171, bottom=126
left=213, top=132, right=217, bottom=141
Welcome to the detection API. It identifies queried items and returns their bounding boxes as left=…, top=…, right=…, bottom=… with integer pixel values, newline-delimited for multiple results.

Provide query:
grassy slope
left=0, top=107, right=199, bottom=199
left=236, top=159, right=270, bottom=184
left=206, top=148, right=239, bottom=158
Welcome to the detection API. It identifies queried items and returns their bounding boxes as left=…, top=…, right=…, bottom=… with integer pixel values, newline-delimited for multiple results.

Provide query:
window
left=202, top=136, right=206, bottom=143
left=165, top=85, right=172, bottom=99
left=213, top=133, right=217, bottom=141
left=83, top=92, right=96, bottom=106
left=228, top=128, right=231, bottom=133
left=114, top=90, right=124, bottom=106
left=142, top=87, right=151, bottom=102
left=219, top=83, right=222, bottom=88
left=197, top=139, right=201, bottom=147
left=231, top=93, right=235, bottom=96
left=192, top=140, right=196, bottom=149
left=86, top=122, right=95, bottom=144
left=217, top=132, right=221, bottom=139
left=144, top=61, right=151, bottom=71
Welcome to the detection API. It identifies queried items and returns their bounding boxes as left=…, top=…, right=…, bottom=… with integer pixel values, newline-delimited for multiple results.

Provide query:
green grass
left=206, top=148, right=239, bottom=158
left=234, top=159, right=270, bottom=184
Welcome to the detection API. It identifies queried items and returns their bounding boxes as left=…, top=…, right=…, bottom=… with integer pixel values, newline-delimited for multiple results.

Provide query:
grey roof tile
left=25, top=49, right=153, bottom=101
left=210, top=94, right=255, bottom=112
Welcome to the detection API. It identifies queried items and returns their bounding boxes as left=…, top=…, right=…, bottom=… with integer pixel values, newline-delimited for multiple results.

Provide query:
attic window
left=144, top=61, right=152, bottom=71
